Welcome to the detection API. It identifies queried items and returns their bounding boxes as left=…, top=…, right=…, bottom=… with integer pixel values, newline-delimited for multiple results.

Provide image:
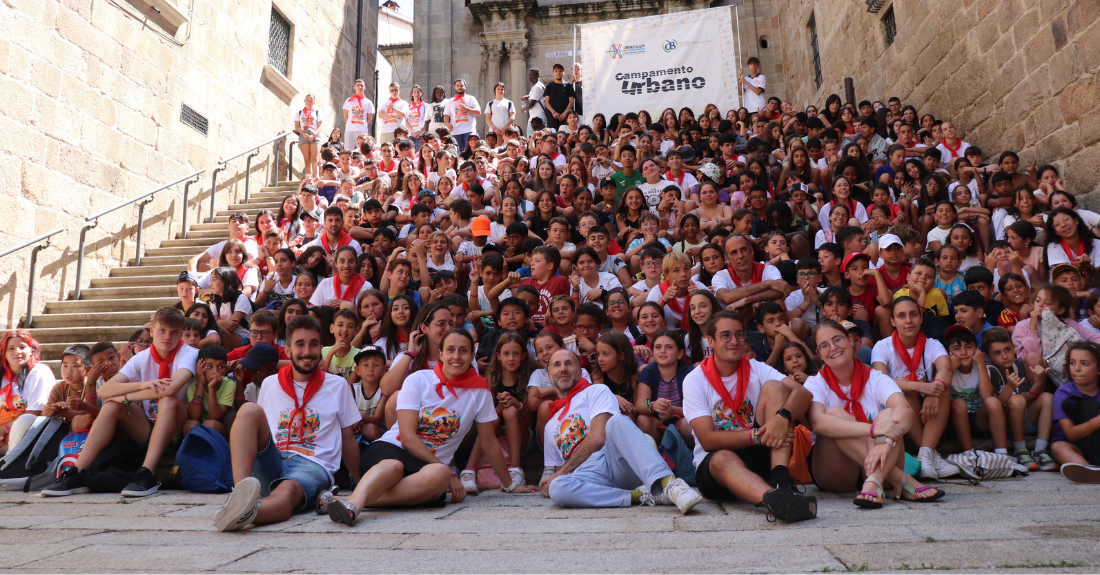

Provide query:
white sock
left=508, top=466, right=521, bottom=472
left=1013, top=441, right=1027, bottom=453
left=1034, top=439, right=1049, bottom=452
left=994, top=448, right=1008, bottom=454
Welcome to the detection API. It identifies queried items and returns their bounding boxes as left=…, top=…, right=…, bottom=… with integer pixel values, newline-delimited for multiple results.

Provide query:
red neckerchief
left=942, top=138, right=962, bottom=158
left=551, top=153, right=561, bottom=162
left=1061, top=238, right=1086, bottom=263
left=334, top=275, right=365, bottom=301
left=432, top=363, right=489, bottom=399
left=409, top=101, right=424, bottom=121
left=388, top=96, right=400, bottom=104
left=666, top=170, right=685, bottom=187
left=321, top=230, right=353, bottom=254
left=396, top=330, right=408, bottom=345
left=700, top=354, right=753, bottom=429
left=300, top=107, right=315, bottom=126
left=548, top=379, right=592, bottom=421
left=380, top=159, right=395, bottom=172
left=658, top=280, right=684, bottom=318
left=150, top=342, right=182, bottom=380
left=728, top=262, right=765, bottom=287
left=891, top=332, right=927, bottom=381
left=820, top=360, right=871, bottom=423
left=235, top=265, right=248, bottom=283
left=276, top=364, right=326, bottom=450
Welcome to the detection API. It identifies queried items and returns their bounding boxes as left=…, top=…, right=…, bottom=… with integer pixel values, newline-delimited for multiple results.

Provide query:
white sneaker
left=214, top=477, right=261, bottom=532
left=933, top=451, right=961, bottom=478
left=916, top=447, right=938, bottom=480
left=657, top=478, right=703, bottom=515
left=459, top=470, right=478, bottom=494
left=540, top=466, right=557, bottom=484
left=508, top=467, right=526, bottom=487
left=636, top=484, right=656, bottom=507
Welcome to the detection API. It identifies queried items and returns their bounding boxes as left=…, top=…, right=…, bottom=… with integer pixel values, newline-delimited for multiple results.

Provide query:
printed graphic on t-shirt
left=554, top=414, right=588, bottom=460
left=712, top=399, right=754, bottom=432
left=416, top=407, right=460, bottom=452
left=276, top=407, right=321, bottom=456
left=146, top=398, right=160, bottom=423
left=452, top=100, right=470, bottom=124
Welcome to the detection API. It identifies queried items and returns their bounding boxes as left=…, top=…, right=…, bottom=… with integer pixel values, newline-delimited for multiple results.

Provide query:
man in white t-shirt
left=713, top=234, right=792, bottom=313
left=681, top=311, right=817, bottom=522
left=541, top=350, right=703, bottom=513
left=213, top=315, right=361, bottom=531
left=521, top=68, right=546, bottom=135
left=376, top=82, right=409, bottom=144
left=739, top=57, right=766, bottom=113
left=189, top=212, right=260, bottom=273
left=443, top=79, right=480, bottom=153
left=342, top=79, right=375, bottom=149
left=303, top=206, right=363, bottom=257
left=44, top=308, right=198, bottom=498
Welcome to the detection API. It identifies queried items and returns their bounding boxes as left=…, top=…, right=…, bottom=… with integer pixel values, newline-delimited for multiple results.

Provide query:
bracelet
left=869, top=420, right=876, bottom=438
left=404, top=351, right=416, bottom=360
left=646, top=399, right=654, bottom=415
left=750, top=428, right=762, bottom=446
left=749, top=295, right=755, bottom=304
left=1028, top=387, right=1042, bottom=397
left=501, top=481, right=517, bottom=493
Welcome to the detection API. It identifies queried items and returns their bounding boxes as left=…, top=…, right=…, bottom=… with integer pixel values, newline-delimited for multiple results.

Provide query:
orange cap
left=471, top=216, right=492, bottom=237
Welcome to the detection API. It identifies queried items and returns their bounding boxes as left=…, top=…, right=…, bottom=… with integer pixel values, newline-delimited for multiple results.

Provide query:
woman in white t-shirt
left=0, top=330, right=54, bottom=448
left=326, top=330, right=534, bottom=525
left=637, top=158, right=674, bottom=215
left=805, top=320, right=944, bottom=509
left=571, top=246, right=621, bottom=306
left=207, top=267, right=253, bottom=348
left=293, top=94, right=322, bottom=178
left=1044, top=207, right=1100, bottom=276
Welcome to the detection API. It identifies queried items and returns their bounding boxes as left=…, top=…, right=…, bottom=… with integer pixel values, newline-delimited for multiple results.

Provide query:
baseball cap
left=878, top=233, right=903, bottom=250
left=471, top=216, right=491, bottom=237
left=679, top=145, right=696, bottom=162
left=840, top=320, right=862, bottom=337
left=842, top=251, right=871, bottom=270
left=301, top=208, right=322, bottom=221
left=1051, top=263, right=1082, bottom=278
left=322, top=161, right=338, bottom=171
left=600, top=177, right=616, bottom=188
left=239, top=343, right=280, bottom=371
left=418, top=189, right=436, bottom=200
left=176, top=270, right=200, bottom=285
left=943, top=324, right=972, bottom=340
left=354, top=345, right=387, bottom=364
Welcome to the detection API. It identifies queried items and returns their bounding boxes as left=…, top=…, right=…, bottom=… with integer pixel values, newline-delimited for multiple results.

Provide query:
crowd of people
left=3, top=56, right=1099, bottom=532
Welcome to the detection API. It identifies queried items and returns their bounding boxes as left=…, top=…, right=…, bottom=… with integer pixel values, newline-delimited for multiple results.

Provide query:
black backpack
left=80, top=435, right=144, bottom=493
left=1062, top=394, right=1100, bottom=466
left=0, top=417, right=68, bottom=480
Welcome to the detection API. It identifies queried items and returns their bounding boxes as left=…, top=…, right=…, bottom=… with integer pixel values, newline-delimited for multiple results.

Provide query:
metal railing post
left=243, top=151, right=259, bottom=204
left=274, top=144, right=282, bottom=186
left=134, top=198, right=153, bottom=267
left=25, top=243, right=47, bottom=327
left=287, top=139, right=294, bottom=181
left=73, top=222, right=97, bottom=301
left=209, top=166, right=225, bottom=223
left=181, top=177, right=197, bottom=239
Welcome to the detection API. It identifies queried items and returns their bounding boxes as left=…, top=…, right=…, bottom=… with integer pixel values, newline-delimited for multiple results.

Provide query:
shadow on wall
left=329, top=0, right=378, bottom=155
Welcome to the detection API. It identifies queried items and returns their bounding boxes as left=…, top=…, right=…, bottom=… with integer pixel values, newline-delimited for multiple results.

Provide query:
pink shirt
left=1011, top=317, right=1100, bottom=358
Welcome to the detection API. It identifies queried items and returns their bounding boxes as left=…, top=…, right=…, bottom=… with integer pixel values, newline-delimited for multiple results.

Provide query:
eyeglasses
left=796, top=272, right=820, bottom=278
left=432, top=320, right=455, bottom=329
left=642, top=261, right=662, bottom=268
left=132, top=339, right=152, bottom=347
left=250, top=330, right=273, bottom=339
left=816, top=335, right=847, bottom=353
left=607, top=300, right=628, bottom=308
left=715, top=331, right=746, bottom=343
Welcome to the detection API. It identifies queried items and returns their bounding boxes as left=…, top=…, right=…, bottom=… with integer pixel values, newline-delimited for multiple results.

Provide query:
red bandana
left=700, top=355, right=753, bottom=429
left=1061, top=238, right=1086, bottom=263
left=548, top=379, right=592, bottom=421
left=380, top=159, right=396, bottom=172
left=891, top=332, right=927, bottom=381
left=942, top=138, right=962, bottom=158
left=658, top=280, right=684, bottom=320
left=728, top=262, right=765, bottom=287
left=388, top=96, right=400, bottom=104
left=235, top=265, right=248, bottom=283
left=666, top=171, right=685, bottom=188
left=820, top=360, right=871, bottom=423
left=150, top=342, right=182, bottom=380
left=276, top=364, right=326, bottom=450
left=432, top=363, right=489, bottom=399
left=334, top=275, right=365, bottom=302
left=321, top=230, right=354, bottom=254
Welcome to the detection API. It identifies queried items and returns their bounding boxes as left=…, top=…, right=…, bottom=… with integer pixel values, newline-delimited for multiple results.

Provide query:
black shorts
left=359, top=440, right=433, bottom=477
left=967, top=411, right=992, bottom=438
left=695, top=446, right=772, bottom=501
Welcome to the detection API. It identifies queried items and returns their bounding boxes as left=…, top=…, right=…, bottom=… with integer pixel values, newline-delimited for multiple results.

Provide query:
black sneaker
left=121, top=467, right=160, bottom=497
left=41, top=467, right=89, bottom=497
left=772, top=471, right=804, bottom=494
left=762, top=488, right=817, bottom=523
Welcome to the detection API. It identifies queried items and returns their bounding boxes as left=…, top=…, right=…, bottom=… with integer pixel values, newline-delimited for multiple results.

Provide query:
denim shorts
left=252, top=436, right=332, bottom=513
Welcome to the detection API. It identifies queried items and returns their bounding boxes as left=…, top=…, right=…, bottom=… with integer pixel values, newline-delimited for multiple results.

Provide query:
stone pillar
left=480, top=42, right=504, bottom=136
left=506, top=39, right=530, bottom=132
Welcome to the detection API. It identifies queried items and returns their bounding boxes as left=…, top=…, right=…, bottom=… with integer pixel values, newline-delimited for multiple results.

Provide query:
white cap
left=878, top=233, right=902, bottom=250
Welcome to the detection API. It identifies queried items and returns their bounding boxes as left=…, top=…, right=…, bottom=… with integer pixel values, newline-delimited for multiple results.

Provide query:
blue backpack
left=175, top=425, right=233, bottom=493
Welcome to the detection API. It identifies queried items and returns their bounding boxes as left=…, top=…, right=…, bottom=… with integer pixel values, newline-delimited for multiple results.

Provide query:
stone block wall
left=0, top=0, right=376, bottom=328
left=775, top=0, right=1100, bottom=205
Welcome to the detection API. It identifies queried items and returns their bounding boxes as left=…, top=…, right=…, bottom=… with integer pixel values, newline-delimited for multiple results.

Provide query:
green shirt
left=610, top=170, right=644, bottom=199
left=323, top=345, right=360, bottom=380
left=186, top=377, right=236, bottom=421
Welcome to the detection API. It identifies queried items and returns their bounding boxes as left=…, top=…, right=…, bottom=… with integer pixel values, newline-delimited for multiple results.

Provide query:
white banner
left=579, top=8, right=739, bottom=121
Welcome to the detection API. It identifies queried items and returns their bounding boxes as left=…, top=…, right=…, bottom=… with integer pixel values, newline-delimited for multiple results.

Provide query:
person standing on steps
left=484, top=82, right=516, bottom=143
left=343, top=79, right=375, bottom=149
left=377, top=82, right=409, bottom=145
left=739, top=57, right=766, bottom=114
left=443, top=79, right=480, bottom=153
left=543, top=63, right=575, bottom=132
left=294, top=94, right=322, bottom=179
left=521, top=68, right=546, bottom=135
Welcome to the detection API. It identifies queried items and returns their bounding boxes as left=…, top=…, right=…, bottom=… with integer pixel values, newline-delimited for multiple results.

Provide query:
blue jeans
left=454, top=133, right=472, bottom=153
left=252, top=436, right=332, bottom=513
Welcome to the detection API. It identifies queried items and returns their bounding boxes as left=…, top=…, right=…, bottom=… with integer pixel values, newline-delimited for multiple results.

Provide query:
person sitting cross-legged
left=541, top=349, right=704, bottom=514
left=682, top=309, right=818, bottom=522
left=213, top=315, right=362, bottom=531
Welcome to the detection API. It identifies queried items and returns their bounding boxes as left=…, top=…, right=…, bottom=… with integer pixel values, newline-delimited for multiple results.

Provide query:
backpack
left=0, top=416, right=68, bottom=481
left=175, top=424, right=233, bottom=493
left=1061, top=393, right=1100, bottom=465
left=81, top=435, right=144, bottom=493
left=1, top=428, right=86, bottom=492
left=945, top=450, right=1028, bottom=480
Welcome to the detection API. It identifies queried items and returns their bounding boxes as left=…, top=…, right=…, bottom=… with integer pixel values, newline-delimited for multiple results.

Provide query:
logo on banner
left=606, top=44, right=645, bottom=59
left=663, top=39, right=678, bottom=53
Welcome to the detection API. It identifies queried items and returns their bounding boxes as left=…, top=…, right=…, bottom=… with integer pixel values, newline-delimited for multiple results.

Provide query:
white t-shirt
left=370, top=336, right=407, bottom=361
left=476, top=284, right=512, bottom=312
left=302, top=235, right=363, bottom=257
left=118, top=345, right=199, bottom=422
left=456, top=241, right=485, bottom=267
left=205, top=239, right=260, bottom=263
left=925, top=225, right=952, bottom=251
left=935, top=140, right=970, bottom=164
left=742, top=74, right=766, bottom=113
left=310, top=277, right=370, bottom=307
left=684, top=336, right=712, bottom=362
left=529, top=368, right=592, bottom=389
left=542, top=383, right=618, bottom=466
left=637, top=180, right=674, bottom=215
left=294, top=107, right=322, bottom=137
left=804, top=368, right=902, bottom=423
left=664, top=171, right=699, bottom=200
left=257, top=371, right=361, bottom=475
left=0, top=363, right=55, bottom=413
left=578, top=273, right=622, bottom=306
left=645, top=283, right=698, bottom=331
left=199, top=268, right=259, bottom=293
left=525, top=81, right=546, bottom=123
left=428, top=169, right=457, bottom=190
left=443, top=95, right=480, bottom=136
left=263, top=274, right=299, bottom=303
left=1046, top=238, right=1100, bottom=268
left=213, top=293, right=253, bottom=341
left=484, top=98, right=515, bottom=130
left=870, top=337, right=947, bottom=382
left=378, top=369, right=497, bottom=465
left=378, top=98, right=410, bottom=134
left=711, top=265, right=783, bottom=293
left=342, top=96, right=375, bottom=132
left=406, top=102, right=428, bottom=137
left=818, top=200, right=869, bottom=229
left=784, top=288, right=820, bottom=328
left=682, top=358, right=785, bottom=467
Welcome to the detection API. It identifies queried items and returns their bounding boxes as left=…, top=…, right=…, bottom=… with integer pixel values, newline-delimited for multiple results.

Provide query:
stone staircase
left=30, top=182, right=302, bottom=376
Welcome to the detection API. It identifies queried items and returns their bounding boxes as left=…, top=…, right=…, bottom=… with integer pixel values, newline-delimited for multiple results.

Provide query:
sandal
left=853, top=476, right=884, bottom=509
left=893, top=473, right=945, bottom=503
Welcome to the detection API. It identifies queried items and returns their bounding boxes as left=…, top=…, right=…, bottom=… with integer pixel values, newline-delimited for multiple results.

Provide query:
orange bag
left=788, top=424, right=814, bottom=485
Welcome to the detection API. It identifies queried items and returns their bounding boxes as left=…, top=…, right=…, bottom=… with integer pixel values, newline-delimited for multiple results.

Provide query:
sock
left=508, top=466, right=521, bottom=472
left=1034, top=439, right=1049, bottom=452
left=1014, top=441, right=1027, bottom=453
left=630, top=489, right=642, bottom=505
left=994, top=448, right=1008, bottom=454
left=659, top=476, right=672, bottom=490
left=769, top=465, right=790, bottom=486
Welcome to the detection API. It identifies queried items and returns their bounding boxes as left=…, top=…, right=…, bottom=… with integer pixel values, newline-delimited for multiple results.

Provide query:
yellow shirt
left=894, top=287, right=950, bottom=317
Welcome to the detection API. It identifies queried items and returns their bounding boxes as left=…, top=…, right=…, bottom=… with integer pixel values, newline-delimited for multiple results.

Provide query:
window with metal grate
left=180, top=103, right=208, bottom=136
left=809, top=15, right=822, bottom=89
left=268, top=9, right=291, bottom=77
left=883, top=6, right=897, bottom=46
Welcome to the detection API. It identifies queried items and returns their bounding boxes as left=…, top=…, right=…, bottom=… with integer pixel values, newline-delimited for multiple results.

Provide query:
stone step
left=226, top=201, right=284, bottom=211
left=41, top=341, right=128, bottom=362
left=90, top=274, right=178, bottom=288
left=29, top=326, right=142, bottom=344
left=46, top=298, right=180, bottom=314
left=159, top=238, right=229, bottom=249
left=250, top=191, right=297, bottom=200
left=68, top=285, right=178, bottom=300
left=110, top=264, right=190, bottom=277
left=31, top=311, right=157, bottom=328
left=127, top=254, right=193, bottom=267
left=175, top=229, right=257, bottom=240
left=143, top=246, right=209, bottom=258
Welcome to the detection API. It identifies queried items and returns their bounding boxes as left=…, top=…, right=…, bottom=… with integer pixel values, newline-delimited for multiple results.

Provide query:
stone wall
left=776, top=0, right=1100, bottom=205
left=0, top=0, right=377, bottom=328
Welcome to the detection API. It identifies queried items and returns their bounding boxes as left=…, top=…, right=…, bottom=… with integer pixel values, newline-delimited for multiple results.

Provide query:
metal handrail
left=0, top=228, right=65, bottom=326
left=210, top=130, right=294, bottom=220
left=74, top=169, right=205, bottom=300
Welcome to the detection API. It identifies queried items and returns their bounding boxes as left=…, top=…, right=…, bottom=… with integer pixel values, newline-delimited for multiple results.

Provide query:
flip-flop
left=894, top=473, right=945, bottom=503
left=853, top=477, right=884, bottom=509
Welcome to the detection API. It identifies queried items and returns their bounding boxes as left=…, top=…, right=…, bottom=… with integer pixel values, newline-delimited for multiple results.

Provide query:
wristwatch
left=775, top=408, right=792, bottom=421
